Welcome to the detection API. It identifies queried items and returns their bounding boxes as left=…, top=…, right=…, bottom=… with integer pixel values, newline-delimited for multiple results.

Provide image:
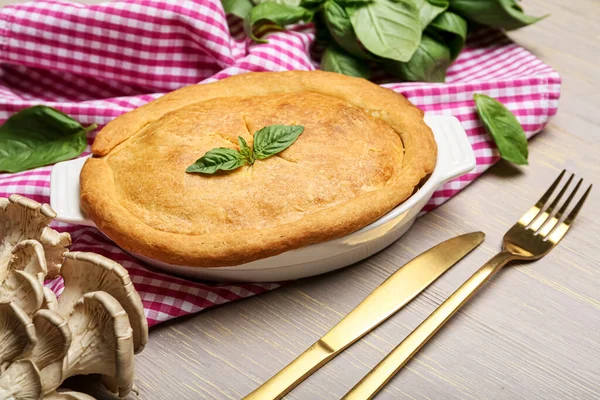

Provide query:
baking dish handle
left=424, top=115, right=476, bottom=187
left=50, top=156, right=96, bottom=227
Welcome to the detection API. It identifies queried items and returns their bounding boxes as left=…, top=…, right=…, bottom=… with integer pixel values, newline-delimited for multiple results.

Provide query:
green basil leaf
left=300, top=0, right=325, bottom=7
left=428, top=0, right=449, bottom=6
left=0, top=105, right=95, bottom=173
left=323, top=0, right=370, bottom=59
left=350, top=0, right=421, bottom=63
left=186, top=148, right=248, bottom=174
left=253, top=125, right=305, bottom=159
left=244, top=3, right=313, bottom=43
left=254, top=0, right=301, bottom=6
left=334, top=0, right=372, bottom=4
left=449, top=0, right=545, bottom=31
left=387, top=34, right=451, bottom=82
left=320, top=45, right=371, bottom=78
left=415, top=0, right=448, bottom=30
left=238, top=136, right=255, bottom=164
left=313, top=12, right=332, bottom=44
left=474, top=93, right=528, bottom=165
left=429, top=11, right=467, bottom=60
left=222, top=0, right=254, bottom=18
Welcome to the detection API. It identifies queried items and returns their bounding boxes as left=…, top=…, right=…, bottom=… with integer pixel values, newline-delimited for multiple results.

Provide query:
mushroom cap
left=29, top=309, right=71, bottom=394
left=30, top=310, right=71, bottom=370
left=59, top=252, right=148, bottom=353
left=64, top=291, right=135, bottom=397
left=9, top=240, right=48, bottom=284
left=43, top=389, right=95, bottom=400
left=0, top=302, right=37, bottom=367
left=0, top=359, right=43, bottom=400
left=0, top=195, right=70, bottom=279
left=41, top=288, right=59, bottom=314
left=0, top=270, right=44, bottom=315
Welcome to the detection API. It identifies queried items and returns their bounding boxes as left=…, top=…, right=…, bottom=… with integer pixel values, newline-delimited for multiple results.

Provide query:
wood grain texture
left=1, top=0, right=599, bottom=398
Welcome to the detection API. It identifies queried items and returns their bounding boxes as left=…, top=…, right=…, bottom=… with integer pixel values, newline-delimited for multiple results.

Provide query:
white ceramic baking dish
left=50, top=115, right=474, bottom=282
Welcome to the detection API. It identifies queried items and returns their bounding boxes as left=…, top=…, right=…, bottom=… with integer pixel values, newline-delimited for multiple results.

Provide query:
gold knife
left=243, top=232, right=485, bottom=400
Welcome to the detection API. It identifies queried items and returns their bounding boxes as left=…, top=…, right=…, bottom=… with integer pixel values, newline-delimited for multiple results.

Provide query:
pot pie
left=80, top=71, right=437, bottom=268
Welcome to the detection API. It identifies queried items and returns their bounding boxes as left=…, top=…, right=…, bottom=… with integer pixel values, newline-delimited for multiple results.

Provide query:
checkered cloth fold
left=0, top=0, right=560, bottom=326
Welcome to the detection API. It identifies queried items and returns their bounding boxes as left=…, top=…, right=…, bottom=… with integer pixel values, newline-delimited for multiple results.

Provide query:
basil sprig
left=186, top=124, right=304, bottom=175
left=474, top=93, right=528, bottom=165
left=224, top=0, right=544, bottom=83
left=0, top=105, right=96, bottom=173
left=185, top=147, right=248, bottom=174
left=253, top=125, right=304, bottom=159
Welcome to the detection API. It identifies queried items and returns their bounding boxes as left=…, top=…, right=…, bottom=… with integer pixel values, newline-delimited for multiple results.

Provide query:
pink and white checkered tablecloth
left=0, top=0, right=561, bottom=326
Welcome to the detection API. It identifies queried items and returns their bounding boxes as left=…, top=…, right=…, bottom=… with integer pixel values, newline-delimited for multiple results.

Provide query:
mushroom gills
left=0, top=195, right=70, bottom=279
left=0, top=270, right=44, bottom=315
left=0, top=302, right=37, bottom=368
left=63, top=291, right=135, bottom=398
left=59, top=252, right=148, bottom=353
left=43, top=389, right=95, bottom=400
left=9, top=241, right=48, bottom=284
left=0, top=359, right=43, bottom=400
left=41, top=288, right=59, bottom=314
left=26, top=310, right=71, bottom=394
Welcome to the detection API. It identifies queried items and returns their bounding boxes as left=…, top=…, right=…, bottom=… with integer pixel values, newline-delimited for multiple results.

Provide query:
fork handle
left=343, top=250, right=514, bottom=400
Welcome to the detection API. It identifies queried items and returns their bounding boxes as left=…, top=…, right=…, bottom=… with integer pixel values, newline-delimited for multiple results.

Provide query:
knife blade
left=243, top=232, right=485, bottom=400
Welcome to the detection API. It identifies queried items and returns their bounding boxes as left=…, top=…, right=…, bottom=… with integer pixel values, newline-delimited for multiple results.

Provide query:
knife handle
left=343, top=250, right=514, bottom=400
left=244, top=340, right=335, bottom=400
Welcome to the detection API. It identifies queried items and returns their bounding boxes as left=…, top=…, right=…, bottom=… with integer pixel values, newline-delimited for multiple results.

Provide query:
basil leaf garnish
left=253, top=125, right=304, bottom=160
left=350, top=0, right=421, bottom=63
left=186, top=148, right=248, bottom=174
left=244, top=2, right=313, bottom=43
left=448, top=0, right=544, bottom=31
left=186, top=125, right=304, bottom=175
left=238, top=136, right=255, bottom=164
left=0, top=105, right=96, bottom=173
left=320, top=45, right=371, bottom=78
left=474, top=93, right=528, bottom=165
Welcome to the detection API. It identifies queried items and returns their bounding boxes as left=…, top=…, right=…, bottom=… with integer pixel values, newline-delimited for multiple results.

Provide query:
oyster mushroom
left=62, top=291, right=135, bottom=397
left=0, top=302, right=37, bottom=369
left=0, top=195, right=71, bottom=278
left=9, top=240, right=48, bottom=284
left=58, top=252, right=148, bottom=353
left=0, top=359, right=43, bottom=400
left=43, top=389, right=95, bottom=400
left=27, top=310, right=71, bottom=394
left=0, top=270, right=44, bottom=315
left=41, top=288, right=59, bottom=314
left=0, top=240, right=48, bottom=315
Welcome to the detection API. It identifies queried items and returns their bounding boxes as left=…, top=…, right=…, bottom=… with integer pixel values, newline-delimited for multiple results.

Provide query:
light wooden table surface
left=3, top=0, right=599, bottom=398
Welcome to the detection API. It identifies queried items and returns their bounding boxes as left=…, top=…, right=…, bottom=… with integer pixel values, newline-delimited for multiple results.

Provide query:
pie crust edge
left=80, top=71, right=437, bottom=268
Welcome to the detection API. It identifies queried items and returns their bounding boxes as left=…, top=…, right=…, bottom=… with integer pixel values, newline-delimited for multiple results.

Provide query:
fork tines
left=522, top=170, right=592, bottom=242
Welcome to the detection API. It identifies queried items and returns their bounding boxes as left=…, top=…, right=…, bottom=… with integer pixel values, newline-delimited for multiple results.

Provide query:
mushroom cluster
left=0, top=195, right=148, bottom=399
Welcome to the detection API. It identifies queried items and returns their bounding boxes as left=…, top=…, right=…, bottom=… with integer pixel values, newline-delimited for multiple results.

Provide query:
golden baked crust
left=80, top=71, right=436, bottom=267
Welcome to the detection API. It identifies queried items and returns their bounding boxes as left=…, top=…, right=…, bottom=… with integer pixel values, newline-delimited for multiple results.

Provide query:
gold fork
left=343, top=170, right=592, bottom=400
